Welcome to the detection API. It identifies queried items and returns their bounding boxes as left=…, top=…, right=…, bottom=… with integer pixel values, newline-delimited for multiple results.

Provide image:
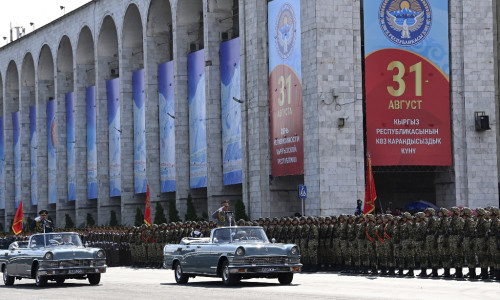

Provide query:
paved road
left=1, top=267, right=499, bottom=300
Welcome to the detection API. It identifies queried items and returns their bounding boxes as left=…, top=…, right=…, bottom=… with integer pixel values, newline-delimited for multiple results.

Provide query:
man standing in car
left=212, top=200, right=235, bottom=227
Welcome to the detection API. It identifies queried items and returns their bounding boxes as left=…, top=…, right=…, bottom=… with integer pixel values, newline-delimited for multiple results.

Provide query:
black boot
left=466, top=267, right=477, bottom=279
left=418, top=268, right=427, bottom=277
left=454, top=267, right=463, bottom=278
left=431, top=267, right=439, bottom=277
left=398, top=268, right=404, bottom=276
left=489, top=267, right=495, bottom=276
left=388, top=267, right=395, bottom=276
left=380, top=267, right=387, bottom=276
left=480, top=268, right=489, bottom=280
left=406, top=268, right=414, bottom=277
left=495, top=269, right=500, bottom=281
left=442, top=268, right=451, bottom=278
left=371, top=267, right=378, bottom=275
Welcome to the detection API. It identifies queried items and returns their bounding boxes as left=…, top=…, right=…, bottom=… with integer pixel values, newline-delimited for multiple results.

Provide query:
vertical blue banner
left=47, top=100, right=57, bottom=204
left=220, top=38, right=242, bottom=185
left=66, top=92, right=76, bottom=201
left=13, top=111, right=21, bottom=208
left=0, top=118, right=4, bottom=209
left=107, top=78, right=121, bottom=197
left=86, top=86, right=98, bottom=199
left=30, top=105, right=38, bottom=205
left=188, top=49, right=207, bottom=188
left=133, top=69, right=147, bottom=194
left=159, top=61, right=176, bottom=192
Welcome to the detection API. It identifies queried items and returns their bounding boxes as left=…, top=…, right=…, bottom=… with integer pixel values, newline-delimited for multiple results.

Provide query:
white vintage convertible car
left=163, top=226, right=302, bottom=285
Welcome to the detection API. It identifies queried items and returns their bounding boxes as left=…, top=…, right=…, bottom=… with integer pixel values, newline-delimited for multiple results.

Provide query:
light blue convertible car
left=1, top=232, right=107, bottom=287
left=163, top=226, right=302, bottom=285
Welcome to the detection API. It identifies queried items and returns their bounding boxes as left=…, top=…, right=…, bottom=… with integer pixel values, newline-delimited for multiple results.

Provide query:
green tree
left=135, top=207, right=144, bottom=227
left=154, top=202, right=168, bottom=225
left=185, top=194, right=197, bottom=221
left=86, top=213, right=96, bottom=227
left=65, top=214, right=75, bottom=229
left=109, top=210, right=119, bottom=226
left=0, top=222, right=3, bottom=233
left=235, top=199, right=249, bottom=221
left=168, top=199, right=181, bottom=223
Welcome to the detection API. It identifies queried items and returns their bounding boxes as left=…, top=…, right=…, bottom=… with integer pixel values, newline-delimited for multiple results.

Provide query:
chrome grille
left=59, top=260, right=92, bottom=268
left=244, top=256, right=287, bottom=265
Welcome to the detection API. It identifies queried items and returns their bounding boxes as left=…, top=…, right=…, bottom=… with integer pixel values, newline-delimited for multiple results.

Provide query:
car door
left=6, top=243, right=21, bottom=275
left=191, top=242, right=213, bottom=274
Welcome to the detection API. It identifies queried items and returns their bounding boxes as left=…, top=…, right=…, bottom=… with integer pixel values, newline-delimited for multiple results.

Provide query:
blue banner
left=13, top=111, right=21, bottom=208
left=158, top=61, right=176, bottom=192
left=86, top=86, right=98, bottom=199
left=30, top=105, right=38, bottom=205
left=220, top=38, right=242, bottom=185
left=0, top=117, right=4, bottom=209
left=47, top=100, right=57, bottom=204
left=188, top=49, right=207, bottom=188
left=133, top=69, right=147, bottom=194
left=107, top=78, right=121, bottom=197
left=66, top=93, right=76, bottom=201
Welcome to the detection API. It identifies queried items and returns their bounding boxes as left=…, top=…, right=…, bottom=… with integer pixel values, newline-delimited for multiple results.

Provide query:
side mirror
left=272, top=238, right=276, bottom=244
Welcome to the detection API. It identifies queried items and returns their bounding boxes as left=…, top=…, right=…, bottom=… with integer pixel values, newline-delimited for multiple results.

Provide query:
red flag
left=144, top=184, right=151, bottom=226
left=12, top=201, right=24, bottom=235
left=363, top=154, right=377, bottom=215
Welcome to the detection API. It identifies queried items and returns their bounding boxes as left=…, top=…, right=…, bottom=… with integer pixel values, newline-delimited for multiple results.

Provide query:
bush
left=235, top=199, right=249, bottom=221
left=65, top=214, right=75, bottom=229
left=86, top=213, right=96, bottom=227
left=168, top=199, right=181, bottom=223
left=135, top=207, right=144, bottom=227
left=109, top=210, right=119, bottom=227
left=185, top=194, right=197, bottom=221
left=154, top=202, right=168, bottom=225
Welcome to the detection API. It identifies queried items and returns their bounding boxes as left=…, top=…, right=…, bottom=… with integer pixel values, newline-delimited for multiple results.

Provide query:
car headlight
left=96, top=250, right=106, bottom=259
left=235, top=247, right=245, bottom=256
left=44, top=252, right=53, bottom=260
left=290, top=246, right=299, bottom=256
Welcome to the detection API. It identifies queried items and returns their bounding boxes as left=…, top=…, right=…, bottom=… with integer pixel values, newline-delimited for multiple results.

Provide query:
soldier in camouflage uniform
left=488, top=207, right=500, bottom=280
left=424, top=208, right=439, bottom=277
left=324, top=216, right=335, bottom=269
left=449, top=207, right=465, bottom=278
left=270, top=218, right=279, bottom=241
left=347, top=216, right=358, bottom=273
left=437, top=207, right=452, bottom=277
left=318, top=217, right=328, bottom=268
left=299, top=217, right=310, bottom=268
left=364, top=214, right=378, bottom=274
left=382, top=214, right=395, bottom=275
left=374, top=215, right=385, bottom=275
left=475, top=208, right=491, bottom=279
left=393, top=216, right=404, bottom=275
left=307, top=216, right=319, bottom=270
left=414, top=212, right=428, bottom=277
left=338, top=215, right=349, bottom=272
left=356, top=216, right=368, bottom=274
left=277, top=218, right=286, bottom=243
left=285, top=218, right=293, bottom=244
left=401, top=212, right=416, bottom=276
left=462, top=207, right=477, bottom=278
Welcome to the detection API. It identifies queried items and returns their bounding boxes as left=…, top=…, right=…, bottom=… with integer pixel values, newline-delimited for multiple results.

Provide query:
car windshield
left=212, top=227, right=269, bottom=243
left=29, top=233, right=83, bottom=248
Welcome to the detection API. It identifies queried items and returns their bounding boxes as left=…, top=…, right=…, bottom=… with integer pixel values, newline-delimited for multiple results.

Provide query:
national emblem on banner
left=379, top=0, right=432, bottom=46
left=275, top=3, right=297, bottom=60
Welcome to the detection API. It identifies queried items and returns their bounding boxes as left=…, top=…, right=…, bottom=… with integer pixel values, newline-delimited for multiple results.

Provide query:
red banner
left=365, top=49, right=451, bottom=166
left=12, top=201, right=23, bottom=235
left=269, top=65, right=304, bottom=176
left=144, top=184, right=151, bottom=226
left=363, top=156, right=377, bottom=215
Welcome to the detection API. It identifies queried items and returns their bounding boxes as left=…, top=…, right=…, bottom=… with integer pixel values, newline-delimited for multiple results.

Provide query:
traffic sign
left=298, top=185, right=307, bottom=199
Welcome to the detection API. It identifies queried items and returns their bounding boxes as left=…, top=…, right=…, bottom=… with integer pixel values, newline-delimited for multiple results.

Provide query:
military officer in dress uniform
left=30, top=210, right=54, bottom=233
left=212, top=200, right=235, bottom=227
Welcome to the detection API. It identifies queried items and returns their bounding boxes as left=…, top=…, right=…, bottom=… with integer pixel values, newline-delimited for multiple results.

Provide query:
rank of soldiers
left=1, top=206, right=499, bottom=281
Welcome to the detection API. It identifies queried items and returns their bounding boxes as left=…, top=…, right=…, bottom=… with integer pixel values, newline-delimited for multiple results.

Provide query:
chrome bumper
left=38, top=266, right=107, bottom=276
left=227, top=264, right=302, bottom=274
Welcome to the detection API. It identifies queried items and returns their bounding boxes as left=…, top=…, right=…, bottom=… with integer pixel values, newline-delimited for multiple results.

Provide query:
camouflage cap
left=424, top=207, right=436, bottom=216
left=403, top=212, right=413, bottom=220
left=476, top=208, right=486, bottom=216
left=416, top=212, right=426, bottom=219
left=491, top=207, right=500, bottom=216
left=384, top=214, right=394, bottom=221
left=365, top=214, right=375, bottom=222
left=439, top=207, right=449, bottom=216
left=450, top=206, right=460, bottom=216
left=462, top=207, right=473, bottom=217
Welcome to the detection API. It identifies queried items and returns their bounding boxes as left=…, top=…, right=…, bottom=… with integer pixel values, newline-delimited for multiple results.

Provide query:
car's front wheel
left=88, top=273, right=101, bottom=285
left=278, top=272, right=294, bottom=285
left=221, top=260, right=239, bottom=286
left=174, top=262, right=189, bottom=284
left=3, top=266, right=15, bottom=286
left=35, top=266, right=48, bottom=287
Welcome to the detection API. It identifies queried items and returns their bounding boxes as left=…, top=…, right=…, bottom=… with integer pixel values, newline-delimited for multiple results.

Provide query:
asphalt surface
left=1, top=267, right=499, bottom=300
